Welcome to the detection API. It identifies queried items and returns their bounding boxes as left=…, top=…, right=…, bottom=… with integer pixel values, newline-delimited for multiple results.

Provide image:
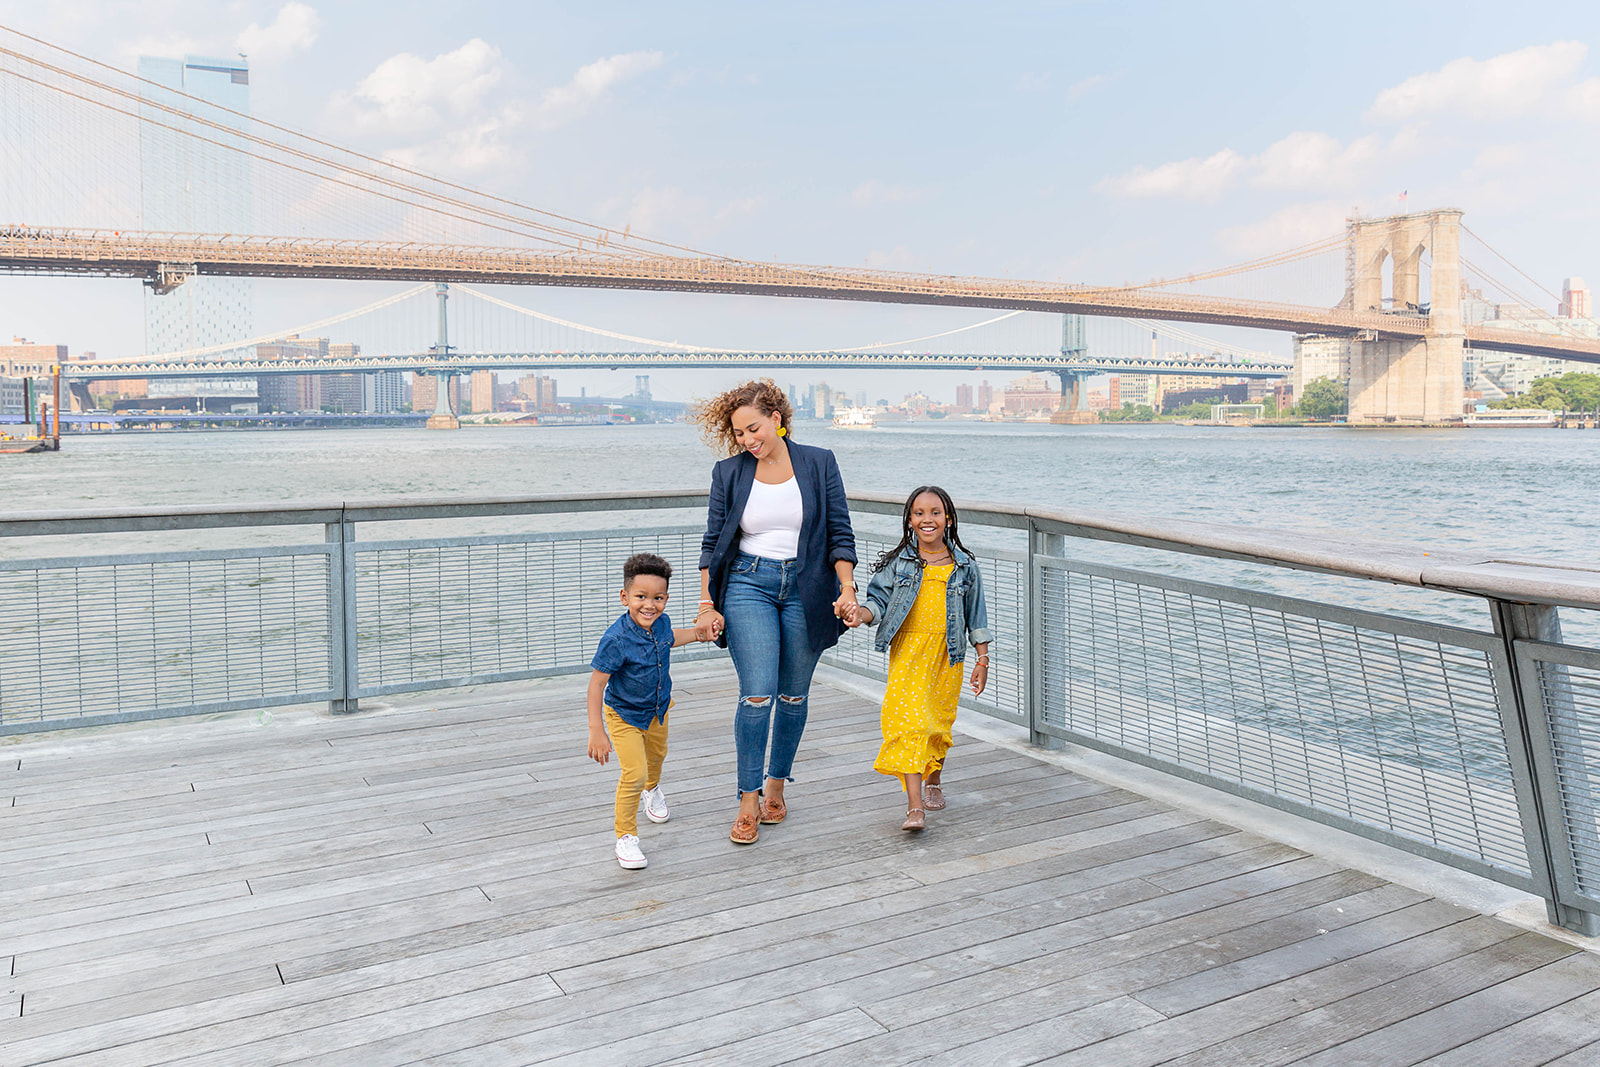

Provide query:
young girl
left=849, top=486, right=991, bottom=830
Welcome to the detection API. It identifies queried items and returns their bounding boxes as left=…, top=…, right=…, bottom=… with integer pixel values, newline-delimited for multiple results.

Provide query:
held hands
left=695, top=608, right=724, bottom=643
left=832, top=588, right=858, bottom=625
left=587, top=728, right=613, bottom=765
left=841, top=602, right=871, bottom=628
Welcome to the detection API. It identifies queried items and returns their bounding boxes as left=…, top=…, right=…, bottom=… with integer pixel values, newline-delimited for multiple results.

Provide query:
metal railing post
left=1493, top=599, right=1600, bottom=936
left=326, top=515, right=360, bottom=714
left=1027, top=519, right=1064, bottom=749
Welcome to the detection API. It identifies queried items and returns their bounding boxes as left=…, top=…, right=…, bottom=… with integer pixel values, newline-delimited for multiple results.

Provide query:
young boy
left=587, top=553, right=704, bottom=870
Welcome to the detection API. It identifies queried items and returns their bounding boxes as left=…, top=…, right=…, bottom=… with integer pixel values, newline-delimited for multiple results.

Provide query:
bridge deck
left=4, top=666, right=1599, bottom=1066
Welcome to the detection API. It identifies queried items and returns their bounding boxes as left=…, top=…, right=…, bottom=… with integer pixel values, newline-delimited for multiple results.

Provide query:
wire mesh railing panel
left=1529, top=646, right=1600, bottom=906
left=1038, top=557, right=1531, bottom=881
left=353, top=527, right=718, bottom=695
left=822, top=532, right=1027, bottom=725
left=0, top=548, right=334, bottom=729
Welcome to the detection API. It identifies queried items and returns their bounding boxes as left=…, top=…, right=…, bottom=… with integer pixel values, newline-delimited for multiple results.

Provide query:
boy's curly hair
left=622, top=552, right=672, bottom=587
left=689, top=379, right=795, bottom=458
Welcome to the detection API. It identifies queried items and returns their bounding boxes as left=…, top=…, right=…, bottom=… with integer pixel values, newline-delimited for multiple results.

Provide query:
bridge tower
left=1344, top=209, right=1464, bottom=424
left=1050, top=314, right=1097, bottom=424
left=425, top=282, right=460, bottom=430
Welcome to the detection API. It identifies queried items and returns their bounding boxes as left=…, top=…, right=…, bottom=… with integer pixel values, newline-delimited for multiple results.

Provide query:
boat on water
left=832, top=406, right=876, bottom=430
left=1462, top=409, right=1559, bottom=428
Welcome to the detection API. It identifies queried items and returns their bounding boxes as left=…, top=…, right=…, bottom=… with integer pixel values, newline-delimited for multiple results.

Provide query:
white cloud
left=534, top=51, right=663, bottom=129
left=596, top=185, right=765, bottom=245
left=1253, top=131, right=1380, bottom=190
left=1014, top=72, right=1049, bottom=93
left=337, top=39, right=506, bottom=135
left=1216, top=201, right=1351, bottom=256
left=237, top=3, right=320, bottom=64
left=1367, top=41, right=1588, bottom=122
left=1094, top=148, right=1246, bottom=201
left=1098, top=128, right=1410, bottom=201
left=851, top=180, right=932, bottom=206
left=1067, top=74, right=1107, bottom=101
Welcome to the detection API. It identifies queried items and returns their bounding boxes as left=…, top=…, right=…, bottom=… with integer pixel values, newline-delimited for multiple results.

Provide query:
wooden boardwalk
left=3, top=665, right=1599, bottom=1066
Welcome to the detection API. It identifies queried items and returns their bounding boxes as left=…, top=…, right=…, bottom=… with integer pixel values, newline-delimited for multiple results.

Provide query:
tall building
left=470, top=371, right=497, bottom=414
left=139, top=56, right=254, bottom=357
left=976, top=380, right=994, bottom=411
left=1562, top=278, right=1591, bottom=320
left=1292, top=334, right=1351, bottom=398
left=412, top=372, right=462, bottom=414
left=255, top=337, right=327, bottom=412
left=363, top=371, right=404, bottom=414
left=954, top=383, right=973, bottom=411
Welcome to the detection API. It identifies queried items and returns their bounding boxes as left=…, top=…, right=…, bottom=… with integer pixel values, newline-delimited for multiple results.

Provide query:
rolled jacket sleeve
left=964, top=564, right=992, bottom=648
left=821, top=450, right=857, bottom=565
left=699, top=459, right=729, bottom=571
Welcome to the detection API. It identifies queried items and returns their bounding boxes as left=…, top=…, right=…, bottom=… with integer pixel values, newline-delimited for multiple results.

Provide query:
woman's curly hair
left=690, top=379, right=796, bottom=458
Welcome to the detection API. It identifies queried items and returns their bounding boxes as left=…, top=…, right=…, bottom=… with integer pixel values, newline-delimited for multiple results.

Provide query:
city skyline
left=4, top=2, right=1600, bottom=402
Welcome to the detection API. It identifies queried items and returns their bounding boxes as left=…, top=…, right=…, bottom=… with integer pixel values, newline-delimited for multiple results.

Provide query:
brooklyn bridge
left=2, top=26, right=1597, bottom=423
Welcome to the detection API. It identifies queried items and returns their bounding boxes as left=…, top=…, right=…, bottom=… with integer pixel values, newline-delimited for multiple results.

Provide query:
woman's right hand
left=696, top=609, right=725, bottom=642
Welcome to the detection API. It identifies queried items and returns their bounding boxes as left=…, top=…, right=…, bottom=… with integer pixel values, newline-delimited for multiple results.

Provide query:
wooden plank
left=1414, top=988, right=1600, bottom=1066
left=1117, top=932, right=1582, bottom=1067
left=1294, top=953, right=1600, bottom=1067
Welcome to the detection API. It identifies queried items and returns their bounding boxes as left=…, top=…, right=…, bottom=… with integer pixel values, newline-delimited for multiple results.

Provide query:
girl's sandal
left=923, top=784, right=946, bottom=811
left=901, top=809, right=926, bottom=831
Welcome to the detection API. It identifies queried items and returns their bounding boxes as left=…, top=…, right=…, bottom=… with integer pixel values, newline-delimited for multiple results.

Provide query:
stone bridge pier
left=1346, top=209, right=1465, bottom=424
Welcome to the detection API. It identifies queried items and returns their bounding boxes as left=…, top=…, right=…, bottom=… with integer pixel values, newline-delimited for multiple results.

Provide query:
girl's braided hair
left=872, top=485, right=971, bottom=572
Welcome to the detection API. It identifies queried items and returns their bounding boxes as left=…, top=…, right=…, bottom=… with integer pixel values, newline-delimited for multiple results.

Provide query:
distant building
left=1003, top=374, right=1059, bottom=415
left=470, top=370, right=497, bottom=414
left=0, top=376, right=28, bottom=416
left=954, top=383, right=973, bottom=411
left=363, top=372, right=403, bottom=413
left=976, top=380, right=994, bottom=410
left=1292, top=335, right=1351, bottom=398
left=412, top=372, right=462, bottom=414
left=139, top=54, right=254, bottom=359
left=517, top=374, right=559, bottom=411
left=1562, top=277, right=1591, bottom=320
left=1163, top=383, right=1249, bottom=413
left=255, top=336, right=328, bottom=412
left=1116, top=374, right=1153, bottom=408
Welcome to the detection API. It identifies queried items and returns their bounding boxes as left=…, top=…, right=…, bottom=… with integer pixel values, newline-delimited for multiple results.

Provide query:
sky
left=3, top=0, right=1600, bottom=402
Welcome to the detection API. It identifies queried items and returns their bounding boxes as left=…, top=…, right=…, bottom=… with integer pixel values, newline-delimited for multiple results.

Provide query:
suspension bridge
left=2, top=27, right=1597, bottom=423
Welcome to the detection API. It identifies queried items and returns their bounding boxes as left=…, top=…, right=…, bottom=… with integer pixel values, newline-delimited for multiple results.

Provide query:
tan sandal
left=923, top=784, right=946, bottom=811
left=730, top=811, right=760, bottom=844
left=901, top=809, right=925, bottom=831
left=759, top=796, right=787, bottom=825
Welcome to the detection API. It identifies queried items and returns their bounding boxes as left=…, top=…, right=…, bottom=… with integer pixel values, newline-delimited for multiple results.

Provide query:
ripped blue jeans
left=723, top=553, right=824, bottom=795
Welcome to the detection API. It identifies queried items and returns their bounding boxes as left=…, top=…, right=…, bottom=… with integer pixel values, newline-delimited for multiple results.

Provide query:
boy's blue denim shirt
left=590, top=612, right=675, bottom=729
left=858, top=542, right=991, bottom=663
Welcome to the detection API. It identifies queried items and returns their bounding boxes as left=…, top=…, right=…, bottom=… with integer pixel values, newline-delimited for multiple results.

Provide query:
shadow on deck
left=3, top=665, right=1600, bottom=1066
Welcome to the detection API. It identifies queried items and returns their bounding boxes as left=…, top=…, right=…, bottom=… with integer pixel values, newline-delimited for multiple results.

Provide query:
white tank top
left=739, top=477, right=803, bottom=559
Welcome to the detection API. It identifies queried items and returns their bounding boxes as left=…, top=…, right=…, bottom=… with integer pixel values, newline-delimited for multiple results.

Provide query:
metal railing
left=1, top=490, right=1598, bottom=936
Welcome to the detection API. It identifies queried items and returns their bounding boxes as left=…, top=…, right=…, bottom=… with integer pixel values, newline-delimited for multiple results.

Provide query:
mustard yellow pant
left=605, top=706, right=668, bottom=837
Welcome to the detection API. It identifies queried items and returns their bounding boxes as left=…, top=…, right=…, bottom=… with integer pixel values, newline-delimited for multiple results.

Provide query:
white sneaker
left=615, top=834, right=647, bottom=870
left=641, top=785, right=671, bottom=824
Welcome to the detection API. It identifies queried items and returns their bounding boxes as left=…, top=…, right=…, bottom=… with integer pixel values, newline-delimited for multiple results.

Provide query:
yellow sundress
left=874, top=563, right=963, bottom=781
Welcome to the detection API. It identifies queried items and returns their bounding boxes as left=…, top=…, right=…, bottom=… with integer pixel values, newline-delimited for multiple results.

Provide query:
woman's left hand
left=832, top=588, right=857, bottom=620
left=969, top=661, right=988, bottom=697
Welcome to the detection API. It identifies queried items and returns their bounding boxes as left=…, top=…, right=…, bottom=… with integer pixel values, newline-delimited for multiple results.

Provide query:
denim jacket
left=859, top=542, right=991, bottom=664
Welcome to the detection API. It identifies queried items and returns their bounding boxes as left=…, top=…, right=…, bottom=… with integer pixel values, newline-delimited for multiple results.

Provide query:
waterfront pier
left=3, top=491, right=1600, bottom=1062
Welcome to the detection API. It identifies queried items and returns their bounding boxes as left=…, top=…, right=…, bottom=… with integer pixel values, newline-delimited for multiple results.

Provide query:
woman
left=694, top=379, right=858, bottom=845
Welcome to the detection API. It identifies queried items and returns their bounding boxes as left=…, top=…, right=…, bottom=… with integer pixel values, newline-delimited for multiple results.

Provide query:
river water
left=2, top=421, right=1597, bottom=640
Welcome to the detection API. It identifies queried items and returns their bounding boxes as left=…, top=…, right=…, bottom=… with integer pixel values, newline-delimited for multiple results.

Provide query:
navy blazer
left=699, top=441, right=858, bottom=654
